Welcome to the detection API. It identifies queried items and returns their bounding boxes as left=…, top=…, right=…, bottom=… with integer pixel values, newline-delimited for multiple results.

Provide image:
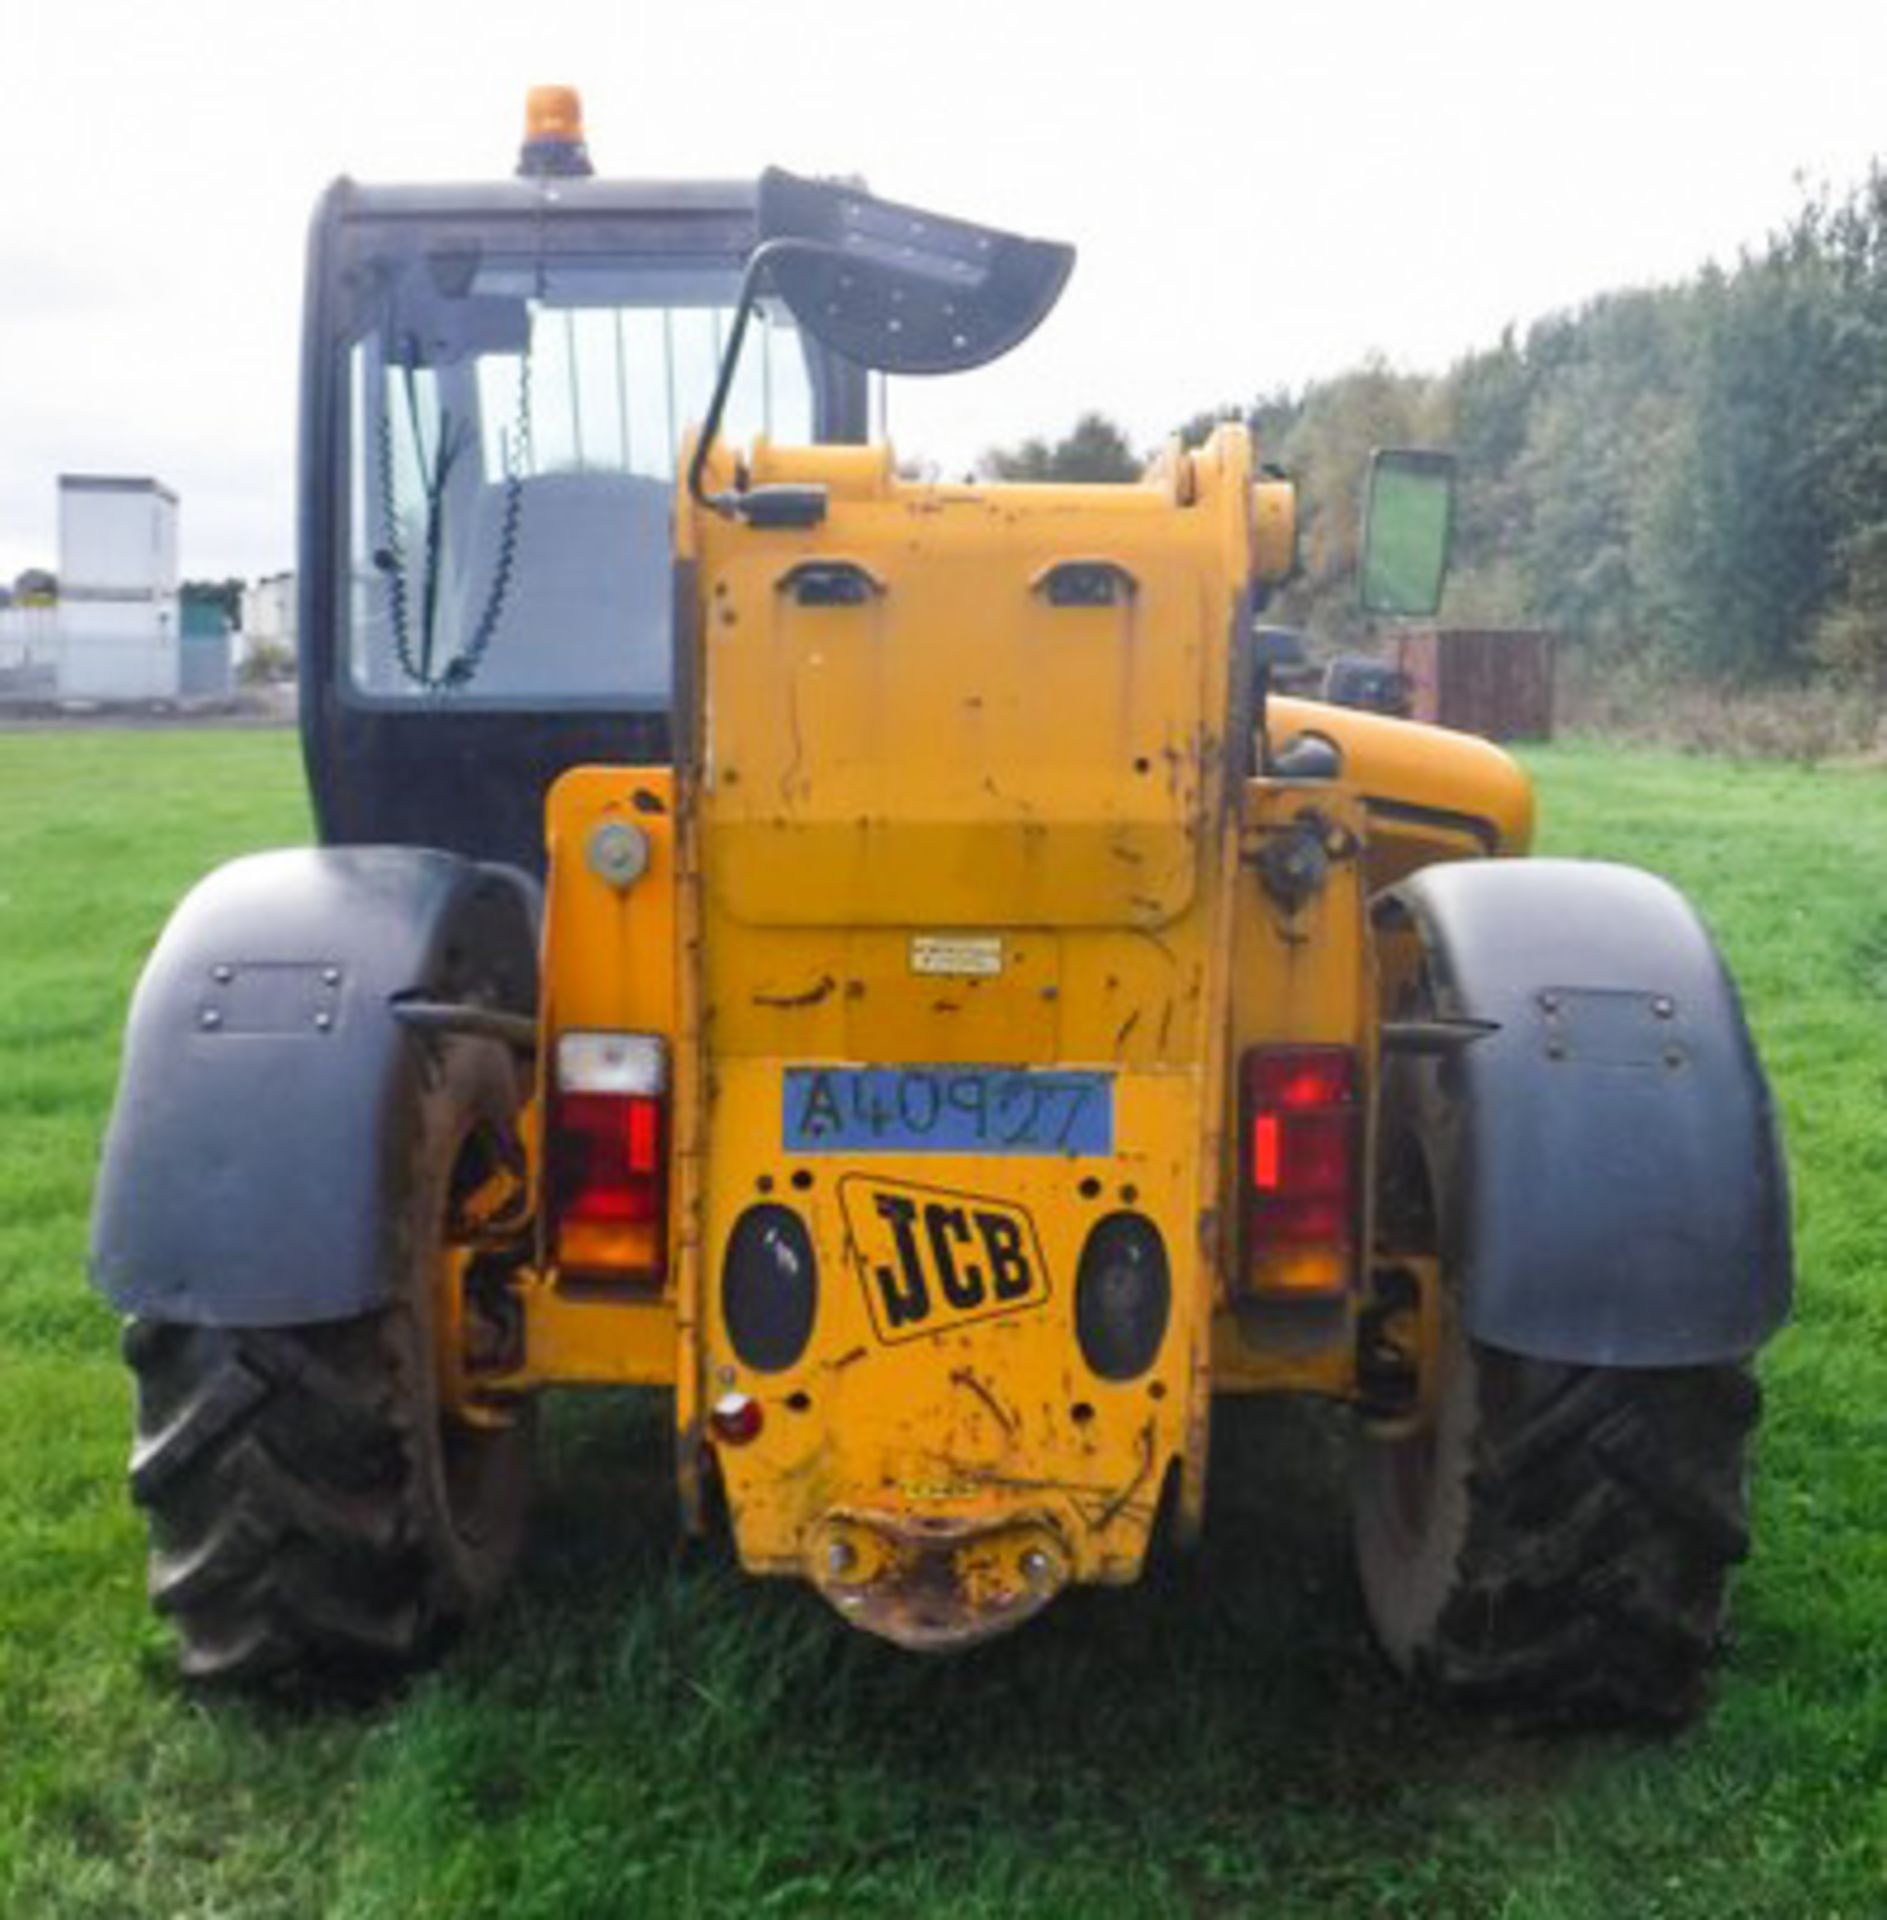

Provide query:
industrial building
left=0, top=475, right=233, bottom=701
left=55, top=475, right=181, bottom=697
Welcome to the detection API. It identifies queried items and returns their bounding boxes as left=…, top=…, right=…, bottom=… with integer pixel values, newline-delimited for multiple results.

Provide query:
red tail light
left=1240, top=1045, right=1359, bottom=1294
left=554, top=1092, right=664, bottom=1223
left=551, top=1031, right=668, bottom=1270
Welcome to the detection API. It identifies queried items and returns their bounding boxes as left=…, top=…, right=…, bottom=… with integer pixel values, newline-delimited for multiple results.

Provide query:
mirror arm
left=688, top=237, right=830, bottom=518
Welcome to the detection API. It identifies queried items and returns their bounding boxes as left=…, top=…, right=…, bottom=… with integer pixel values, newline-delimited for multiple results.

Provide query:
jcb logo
left=839, top=1177, right=1051, bottom=1344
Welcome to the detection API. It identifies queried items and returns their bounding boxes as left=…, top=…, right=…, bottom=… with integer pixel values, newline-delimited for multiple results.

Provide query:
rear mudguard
left=1383, top=858, right=1791, bottom=1365
left=91, top=848, right=539, bottom=1327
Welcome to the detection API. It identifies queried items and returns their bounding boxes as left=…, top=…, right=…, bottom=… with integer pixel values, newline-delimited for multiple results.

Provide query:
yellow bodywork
left=498, top=424, right=1533, bottom=1648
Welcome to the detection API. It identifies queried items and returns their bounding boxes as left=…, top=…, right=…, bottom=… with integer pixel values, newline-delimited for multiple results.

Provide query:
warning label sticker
left=909, top=934, right=1003, bottom=978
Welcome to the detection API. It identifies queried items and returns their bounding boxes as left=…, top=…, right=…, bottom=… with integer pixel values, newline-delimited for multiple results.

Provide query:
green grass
left=1, top=729, right=1883, bottom=1917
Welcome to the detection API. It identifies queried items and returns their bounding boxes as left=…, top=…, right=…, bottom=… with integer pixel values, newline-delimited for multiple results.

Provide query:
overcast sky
left=5, top=0, right=1887, bottom=581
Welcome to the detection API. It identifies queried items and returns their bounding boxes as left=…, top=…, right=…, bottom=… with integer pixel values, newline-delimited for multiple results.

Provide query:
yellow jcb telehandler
left=92, top=93, right=1789, bottom=1723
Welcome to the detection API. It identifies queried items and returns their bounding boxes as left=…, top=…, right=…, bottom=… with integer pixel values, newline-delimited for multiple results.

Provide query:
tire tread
left=1423, top=1355, right=1756, bottom=1726
left=127, top=1308, right=451, bottom=1685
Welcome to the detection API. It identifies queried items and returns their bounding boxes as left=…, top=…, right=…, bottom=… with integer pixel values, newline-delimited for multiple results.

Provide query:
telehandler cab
left=92, top=92, right=1790, bottom=1723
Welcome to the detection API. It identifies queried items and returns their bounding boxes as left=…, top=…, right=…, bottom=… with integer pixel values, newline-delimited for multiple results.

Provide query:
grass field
left=1, top=729, right=1883, bottom=1918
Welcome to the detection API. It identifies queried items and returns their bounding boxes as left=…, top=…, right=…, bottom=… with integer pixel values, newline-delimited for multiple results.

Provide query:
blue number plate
left=783, top=1066, right=1113, bottom=1155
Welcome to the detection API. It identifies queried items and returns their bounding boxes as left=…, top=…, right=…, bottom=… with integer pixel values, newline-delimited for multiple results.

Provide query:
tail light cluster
left=550, top=1030, right=668, bottom=1275
left=1239, top=1045, right=1359, bottom=1296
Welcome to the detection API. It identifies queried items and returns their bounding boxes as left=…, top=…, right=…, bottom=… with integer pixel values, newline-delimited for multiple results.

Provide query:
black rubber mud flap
left=1382, top=858, right=1791, bottom=1365
left=91, top=847, right=539, bottom=1326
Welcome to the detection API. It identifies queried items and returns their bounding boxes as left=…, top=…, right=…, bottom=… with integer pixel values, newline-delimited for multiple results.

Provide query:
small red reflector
left=709, top=1392, right=764, bottom=1445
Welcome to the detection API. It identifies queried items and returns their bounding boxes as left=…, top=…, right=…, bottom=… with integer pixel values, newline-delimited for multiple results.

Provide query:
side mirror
left=690, top=170, right=1075, bottom=518
left=1360, top=449, right=1456, bottom=618
left=756, top=168, right=1074, bottom=376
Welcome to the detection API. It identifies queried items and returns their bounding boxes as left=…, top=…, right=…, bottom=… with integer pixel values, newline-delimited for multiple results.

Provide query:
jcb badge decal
left=839, top=1177, right=1050, bottom=1344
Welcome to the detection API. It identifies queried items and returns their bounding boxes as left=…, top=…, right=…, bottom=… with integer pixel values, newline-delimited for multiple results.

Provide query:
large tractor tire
left=1354, top=1324, right=1758, bottom=1726
left=124, top=1036, right=533, bottom=1686
left=1353, top=1003, right=1761, bottom=1726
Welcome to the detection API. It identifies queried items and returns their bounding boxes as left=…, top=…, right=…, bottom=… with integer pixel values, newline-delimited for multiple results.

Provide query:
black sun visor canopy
left=755, top=167, right=1074, bottom=375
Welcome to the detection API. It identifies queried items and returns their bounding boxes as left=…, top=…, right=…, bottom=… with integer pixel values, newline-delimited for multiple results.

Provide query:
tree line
left=986, top=168, right=1887, bottom=689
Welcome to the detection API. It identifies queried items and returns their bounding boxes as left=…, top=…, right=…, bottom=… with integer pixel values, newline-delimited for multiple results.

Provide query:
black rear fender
left=1380, top=858, right=1791, bottom=1366
left=91, top=847, right=539, bottom=1327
